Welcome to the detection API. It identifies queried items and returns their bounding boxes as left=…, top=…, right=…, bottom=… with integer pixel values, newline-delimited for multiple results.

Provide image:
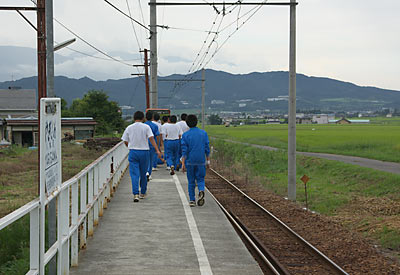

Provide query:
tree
left=208, top=114, right=222, bottom=125
left=65, top=90, right=124, bottom=135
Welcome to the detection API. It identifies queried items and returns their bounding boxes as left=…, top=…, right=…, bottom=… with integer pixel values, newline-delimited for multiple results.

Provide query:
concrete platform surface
left=70, top=165, right=262, bottom=275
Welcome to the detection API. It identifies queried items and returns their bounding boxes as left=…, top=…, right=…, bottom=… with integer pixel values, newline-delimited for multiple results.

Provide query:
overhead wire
left=166, top=0, right=266, bottom=98
left=29, top=0, right=138, bottom=67
left=126, top=0, right=143, bottom=52
left=203, top=0, right=267, bottom=68
left=103, top=0, right=151, bottom=33
left=54, top=18, right=136, bottom=67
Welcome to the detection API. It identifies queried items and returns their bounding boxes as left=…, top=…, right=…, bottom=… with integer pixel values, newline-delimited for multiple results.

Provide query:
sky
left=1, top=0, right=400, bottom=90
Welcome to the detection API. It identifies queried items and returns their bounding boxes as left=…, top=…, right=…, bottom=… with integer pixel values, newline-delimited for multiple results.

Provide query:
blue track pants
left=148, top=147, right=155, bottom=176
left=186, top=165, right=206, bottom=202
left=166, top=139, right=180, bottom=168
left=128, top=149, right=150, bottom=195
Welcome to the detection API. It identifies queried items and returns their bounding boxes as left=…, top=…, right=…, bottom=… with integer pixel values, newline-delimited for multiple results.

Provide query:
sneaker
left=152, top=167, right=158, bottom=171
left=139, top=193, right=147, bottom=199
left=197, top=191, right=205, bottom=206
left=176, top=167, right=180, bottom=172
left=189, top=201, right=196, bottom=207
left=148, top=175, right=152, bottom=180
left=133, top=194, right=140, bottom=202
left=166, top=166, right=171, bottom=170
left=146, top=172, right=150, bottom=181
left=170, top=166, right=175, bottom=175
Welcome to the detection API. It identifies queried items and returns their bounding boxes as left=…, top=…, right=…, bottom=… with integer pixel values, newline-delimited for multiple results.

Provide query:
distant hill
left=1, top=69, right=399, bottom=112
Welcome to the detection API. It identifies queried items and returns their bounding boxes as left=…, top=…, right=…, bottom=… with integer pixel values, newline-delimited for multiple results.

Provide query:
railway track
left=206, top=168, right=349, bottom=275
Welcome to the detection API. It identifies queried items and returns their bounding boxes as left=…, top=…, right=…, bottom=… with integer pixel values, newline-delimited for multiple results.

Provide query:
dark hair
left=170, top=115, right=177, bottom=123
left=134, top=111, right=144, bottom=121
left=162, top=116, right=169, bottom=123
left=186, top=114, right=198, bottom=128
left=146, top=111, right=153, bottom=121
left=153, top=113, right=160, bottom=121
left=180, top=113, right=187, bottom=121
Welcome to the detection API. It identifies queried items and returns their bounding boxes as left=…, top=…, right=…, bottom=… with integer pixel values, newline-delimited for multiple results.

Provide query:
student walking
left=177, top=113, right=190, bottom=134
left=145, top=111, right=160, bottom=181
left=122, top=111, right=162, bottom=202
left=152, top=113, right=162, bottom=169
left=163, top=115, right=183, bottom=175
left=177, top=113, right=190, bottom=169
left=181, top=114, right=210, bottom=207
left=160, top=116, right=170, bottom=170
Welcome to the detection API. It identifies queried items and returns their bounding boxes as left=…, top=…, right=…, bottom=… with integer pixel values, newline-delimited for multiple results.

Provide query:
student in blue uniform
left=181, top=114, right=210, bottom=207
left=122, top=111, right=162, bottom=202
left=160, top=115, right=170, bottom=170
left=164, top=115, right=183, bottom=175
left=145, top=111, right=160, bottom=181
left=152, top=113, right=162, bottom=169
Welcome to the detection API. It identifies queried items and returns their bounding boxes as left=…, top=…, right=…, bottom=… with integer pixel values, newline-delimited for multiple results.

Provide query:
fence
left=0, top=141, right=129, bottom=275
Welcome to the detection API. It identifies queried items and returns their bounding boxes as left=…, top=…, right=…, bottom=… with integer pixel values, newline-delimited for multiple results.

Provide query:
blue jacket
left=181, top=127, right=210, bottom=165
left=145, top=121, right=159, bottom=149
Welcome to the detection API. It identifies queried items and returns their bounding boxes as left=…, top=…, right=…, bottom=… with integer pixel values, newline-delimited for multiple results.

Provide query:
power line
left=29, top=0, right=138, bottom=67
left=61, top=46, right=141, bottom=62
left=126, top=0, right=143, bottom=52
left=103, top=0, right=152, bottom=33
left=54, top=18, right=135, bottom=67
left=203, top=1, right=267, bottom=67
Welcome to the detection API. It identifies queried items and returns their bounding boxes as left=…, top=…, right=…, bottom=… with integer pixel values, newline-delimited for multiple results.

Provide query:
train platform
left=70, top=165, right=262, bottom=275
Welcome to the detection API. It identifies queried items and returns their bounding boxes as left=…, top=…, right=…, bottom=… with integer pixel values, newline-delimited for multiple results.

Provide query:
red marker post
left=300, top=175, right=310, bottom=210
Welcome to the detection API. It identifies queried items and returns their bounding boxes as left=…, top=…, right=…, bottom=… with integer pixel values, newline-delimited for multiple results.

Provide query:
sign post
left=40, top=98, right=62, bottom=196
left=300, top=174, right=310, bottom=210
left=39, top=98, right=61, bottom=274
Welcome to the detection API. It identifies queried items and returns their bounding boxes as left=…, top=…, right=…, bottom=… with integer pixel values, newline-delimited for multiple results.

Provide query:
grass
left=0, top=143, right=106, bottom=274
left=211, top=140, right=400, bottom=255
left=206, top=121, right=400, bottom=162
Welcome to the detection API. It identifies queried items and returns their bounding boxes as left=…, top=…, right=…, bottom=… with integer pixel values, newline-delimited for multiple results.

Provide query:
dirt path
left=215, top=139, right=400, bottom=175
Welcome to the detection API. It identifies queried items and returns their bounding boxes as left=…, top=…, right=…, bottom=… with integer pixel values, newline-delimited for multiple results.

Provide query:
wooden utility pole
left=37, top=0, right=47, bottom=101
left=144, top=49, right=150, bottom=109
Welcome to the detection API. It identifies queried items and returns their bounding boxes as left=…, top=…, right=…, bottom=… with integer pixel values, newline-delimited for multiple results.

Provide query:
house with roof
left=1, top=88, right=97, bottom=146
left=0, top=88, right=37, bottom=118
left=4, top=116, right=97, bottom=146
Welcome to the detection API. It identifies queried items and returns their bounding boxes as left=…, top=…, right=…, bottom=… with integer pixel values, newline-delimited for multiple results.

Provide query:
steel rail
left=206, top=188, right=281, bottom=275
left=230, top=212, right=291, bottom=275
left=209, top=168, right=349, bottom=275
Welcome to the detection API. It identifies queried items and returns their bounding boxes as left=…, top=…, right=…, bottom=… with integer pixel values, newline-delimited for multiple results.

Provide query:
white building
left=312, top=114, right=335, bottom=124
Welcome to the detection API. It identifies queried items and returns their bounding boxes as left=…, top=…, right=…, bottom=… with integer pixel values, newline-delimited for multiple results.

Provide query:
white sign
left=40, top=98, right=62, bottom=196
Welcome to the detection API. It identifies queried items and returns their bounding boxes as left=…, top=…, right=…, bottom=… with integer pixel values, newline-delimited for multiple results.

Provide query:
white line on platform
left=173, top=174, right=213, bottom=275
left=149, top=179, right=174, bottom=183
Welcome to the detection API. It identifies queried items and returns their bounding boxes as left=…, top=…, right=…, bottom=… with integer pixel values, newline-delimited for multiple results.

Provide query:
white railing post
left=93, top=165, right=99, bottom=226
left=80, top=175, right=87, bottom=249
left=29, top=207, right=40, bottom=273
left=58, top=188, right=69, bottom=274
left=88, top=169, right=94, bottom=236
left=71, top=181, right=79, bottom=267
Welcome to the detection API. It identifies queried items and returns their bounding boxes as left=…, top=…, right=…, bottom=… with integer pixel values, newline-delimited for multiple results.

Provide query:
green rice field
left=206, top=118, right=400, bottom=163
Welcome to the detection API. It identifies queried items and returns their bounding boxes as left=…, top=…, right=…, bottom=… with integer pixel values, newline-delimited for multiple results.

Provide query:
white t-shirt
left=160, top=123, right=168, bottom=140
left=154, top=121, right=162, bottom=133
left=163, top=123, right=183, bottom=140
left=121, top=122, right=154, bottom=150
left=177, top=120, right=190, bottom=133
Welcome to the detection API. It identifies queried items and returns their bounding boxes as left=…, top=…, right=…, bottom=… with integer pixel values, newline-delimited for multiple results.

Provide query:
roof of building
left=0, top=89, right=36, bottom=110
left=4, top=116, right=97, bottom=126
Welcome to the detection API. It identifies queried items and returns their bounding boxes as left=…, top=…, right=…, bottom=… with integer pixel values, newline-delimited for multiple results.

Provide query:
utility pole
left=149, top=0, right=158, bottom=108
left=144, top=49, right=150, bottom=109
left=201, top=68, right=205, bottom=130
left=288, top=0, right=297, bottom=201
left=45, top=0, right=56, bottom=273
left=37, top=0, right=46, bottom=101
left=132, top=49, right=150, bottom=109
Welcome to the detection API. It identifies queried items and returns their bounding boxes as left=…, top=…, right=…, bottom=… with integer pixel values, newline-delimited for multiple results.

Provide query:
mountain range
left=1, top=69, right=399, bottom=112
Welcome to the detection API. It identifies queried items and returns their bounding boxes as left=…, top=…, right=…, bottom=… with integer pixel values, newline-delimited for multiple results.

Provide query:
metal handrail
left=0, top=141, right=129, bottom=275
